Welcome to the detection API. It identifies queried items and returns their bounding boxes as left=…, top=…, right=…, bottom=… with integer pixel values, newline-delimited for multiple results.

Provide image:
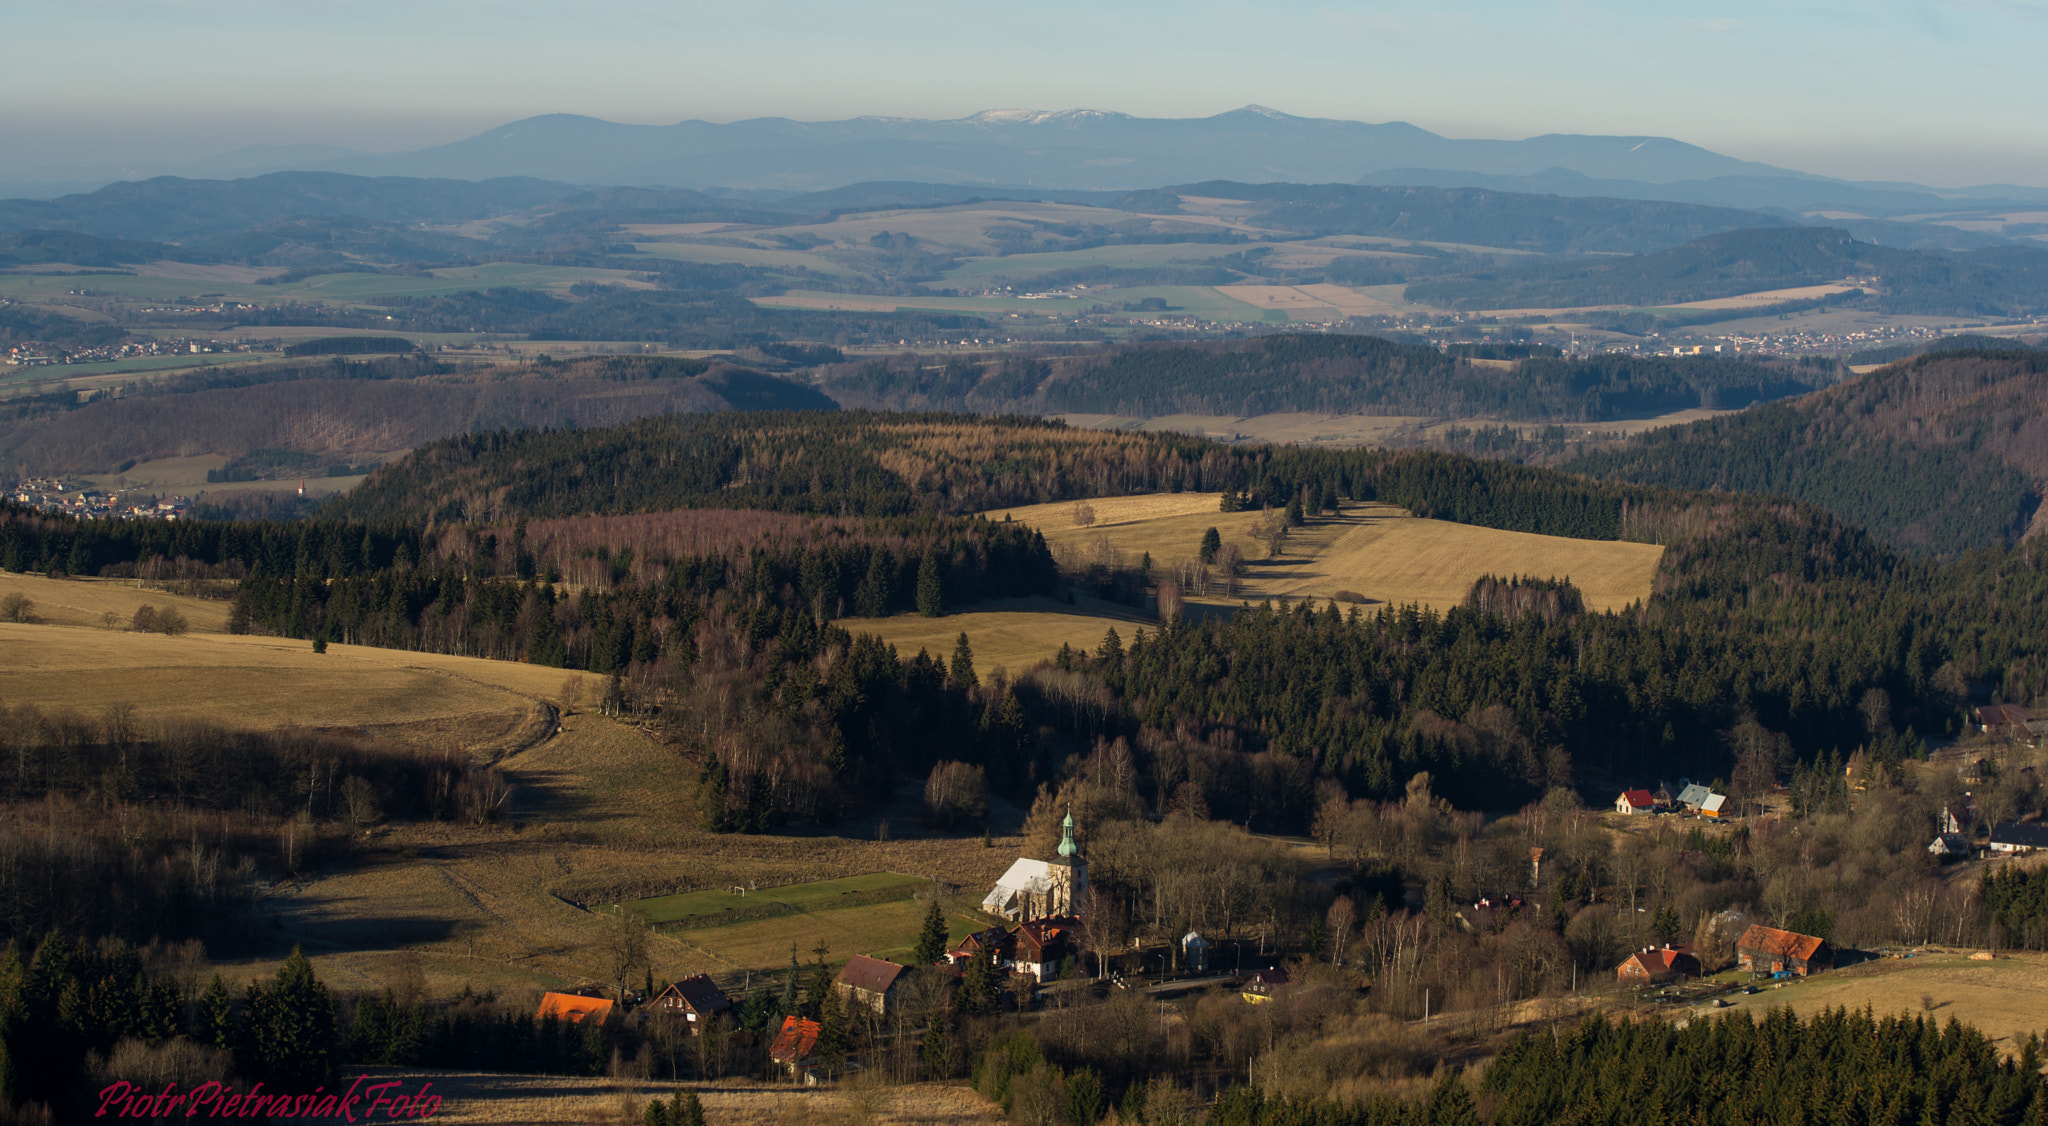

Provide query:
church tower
left=1045, top=810, right=1088, bottom=918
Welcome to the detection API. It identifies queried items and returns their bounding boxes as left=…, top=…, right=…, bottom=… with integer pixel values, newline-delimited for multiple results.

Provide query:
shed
left=1700, top=793, right=1728, bottom=818
left=1181, top=931, right=1209, bottom=974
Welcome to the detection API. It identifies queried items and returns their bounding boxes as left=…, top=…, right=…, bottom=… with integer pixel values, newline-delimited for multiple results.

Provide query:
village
left=9, top=476, right=191, bottom=521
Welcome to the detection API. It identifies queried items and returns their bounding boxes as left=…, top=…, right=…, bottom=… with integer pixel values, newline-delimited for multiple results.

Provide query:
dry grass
left=984, top=496, right=1664, bottom=612
left=0, top=571, right=231, bottom=631
left=1705, top=950, right=2048, bottom=1056
left=393, top=1073, right=1002, bottom=1126
left=840, top=596, right=1149, bottom=675
left=0, top=620, right=602, bottom=730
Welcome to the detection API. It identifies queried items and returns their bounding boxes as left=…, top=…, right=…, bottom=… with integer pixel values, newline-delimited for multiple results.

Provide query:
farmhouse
left=1976, top=704, right=2036, bottom=741
left=536, top=992, right=615, bottom=1025
left=1928, top=833, right=1972, bottom=858
left=1988, top=821, right=2048, bottom=855
left=769, top=1016, right=822, bottom=1081
left=836, top=954, right=910, bottom=1016
left=1615, top=789, right=1657, bottom=815
left=1616, top=944, right=1701, bottom=986
left=1736, top=925, right=1830, bottom=976
left=1011, top=917, right=1077, bottom=982
left=648, top=974, right=731, bottom=1030
left=1676, top=783, right=1713, bottom=813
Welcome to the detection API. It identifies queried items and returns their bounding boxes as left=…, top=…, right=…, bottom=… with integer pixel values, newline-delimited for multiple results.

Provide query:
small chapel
left=982, top=811, right=1088, bottom=921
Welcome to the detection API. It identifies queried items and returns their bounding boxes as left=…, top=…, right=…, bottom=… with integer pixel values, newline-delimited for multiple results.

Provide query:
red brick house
left=1616, top=944, right=1701, bottom=986
left=1736, top=925, right=1830, bottom=976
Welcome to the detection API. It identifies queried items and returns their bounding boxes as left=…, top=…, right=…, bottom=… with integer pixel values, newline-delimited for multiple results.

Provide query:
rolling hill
left=1567, top=348, right=2048, bottom=554
left=1407, top=226, right=2048, bottom=316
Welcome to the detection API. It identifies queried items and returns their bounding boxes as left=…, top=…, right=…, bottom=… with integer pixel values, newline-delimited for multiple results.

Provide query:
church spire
left=1058, top=810, right=1078, bottom=858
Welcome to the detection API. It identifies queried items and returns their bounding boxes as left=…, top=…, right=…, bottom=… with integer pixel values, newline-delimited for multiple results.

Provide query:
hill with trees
left=1569, top=348, right=2048, bottom=554
left=823, top=334, right=1829, bottom=420
left=1409, top=226, right=2048, bottom=317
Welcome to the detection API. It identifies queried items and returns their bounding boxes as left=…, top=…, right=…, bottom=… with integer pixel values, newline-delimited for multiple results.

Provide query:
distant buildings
left=1736, top=925, right=1830, bottom=977
left=1617, top=944, right=1700, bottom=986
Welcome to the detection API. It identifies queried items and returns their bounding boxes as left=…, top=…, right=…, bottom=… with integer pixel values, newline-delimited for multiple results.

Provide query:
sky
left=6, top=0, right=2047, bottom=187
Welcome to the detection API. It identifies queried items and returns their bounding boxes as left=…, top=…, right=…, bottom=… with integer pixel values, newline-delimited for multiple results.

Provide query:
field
left=1706, top=951, right=2048, bottom=1052
left=981, top=495, right=1665, bottom=613
left=624, top=873, right=925, bottom=924
left=838, top=595, right=1151, bottom=673
left=377, top=1073, right=1004, bottom=1126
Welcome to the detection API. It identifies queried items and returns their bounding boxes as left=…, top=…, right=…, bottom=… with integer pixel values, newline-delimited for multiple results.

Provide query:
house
left=1615, top=789, right=1657, bottom=815
left=1242, top=967, right=1292, bottom=1004
left=1616, top=944, right=1701, bottom=986
left=1676, top=783, right=1713, bottom=813
left=1977, top=704, right=2035, bottom=739
left=1701, top=793, right=1728, bottom=818
left=1010, top=917, right=1076, bottom=982
left=1988, top=821, right=2048, bottom=855
left=836, top=955, right=910, bottom=1016
left=768, top=1016, right=822, bottom=1081
left=536, top=992, right=615, bottom=1025
left=1736, top=925, right=1830, bottom=976
left=1652, top=784, right=1677, bottom=808
left=648, top=975, right=731, bottom=1030
left=1927, top=833, right=1972, bottom=858
left=1181, top=931, right=1209, bottom=974
left=946, top=926, right=1014, bottom=971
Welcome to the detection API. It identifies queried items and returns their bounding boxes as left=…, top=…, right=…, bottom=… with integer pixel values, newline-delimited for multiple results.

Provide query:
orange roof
left=1737, top=924, right=1825, bottom=960
left=536, top=992, right=615, bottom=1025
left=770, top=1015, right=821, bottom=1063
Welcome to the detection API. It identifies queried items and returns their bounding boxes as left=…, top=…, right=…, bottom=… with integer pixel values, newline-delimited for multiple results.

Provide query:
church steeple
left=1058, top=810, right=1078, bottom=858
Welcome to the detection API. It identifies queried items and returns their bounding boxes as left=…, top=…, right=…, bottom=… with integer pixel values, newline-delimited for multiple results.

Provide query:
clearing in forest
left=840, top=595, right=1150, bottom=673
left=982, top=495, right=1664, bottom=613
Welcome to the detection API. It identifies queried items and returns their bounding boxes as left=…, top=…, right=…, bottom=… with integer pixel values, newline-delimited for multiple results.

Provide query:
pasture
left=1707, top=951, right=2048, bottom=1055
left=623, top=873, right=926, bottom=925
left=981, top=495, right=1664, bottom=613
left=393, top=1074, right=1004, bottom=1126
left=839, top=596, right=1150, bottom=673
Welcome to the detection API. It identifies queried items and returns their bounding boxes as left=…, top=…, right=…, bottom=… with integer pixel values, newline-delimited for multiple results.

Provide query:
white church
left=982, top=811, right=1087, bottom=921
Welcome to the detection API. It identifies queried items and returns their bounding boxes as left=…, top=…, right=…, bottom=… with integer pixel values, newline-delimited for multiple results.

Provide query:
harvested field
left=624, top=874, right=927, bottom=925
left=840, top=596, right=1149, bottom=674
left=0, top=571, right=232, bottom=631
left=984, top=496, right=1663, bottom=612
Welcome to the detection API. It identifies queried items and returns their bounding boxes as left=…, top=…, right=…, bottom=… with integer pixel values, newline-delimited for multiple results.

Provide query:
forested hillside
left=0, top=354, right=833, bottom=475
left=1570, top=349, right=2048, bottom=553
left=1409, top=226, right=2048, bottom=316
left=17, top=411, right=2048, bottom=830
left=823, top=335, right=1829, bottom=421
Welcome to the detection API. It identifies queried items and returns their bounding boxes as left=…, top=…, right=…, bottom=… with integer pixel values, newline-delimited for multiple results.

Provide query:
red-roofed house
left=769, top=1015, right=822, bottom=1080
left=946, top=926, right=1014, bottom=970
left=1616, top=944, right=1701, bottom=986
left=836, top=955, right=910, bottom=1016
left=536, top=992, right=615, bottom=1026
left=1736, top=925, right=1830, bottom=976
left=1011, top=917, right=1077, bottom=982
left=1614, top=789, right=1657, bottom=815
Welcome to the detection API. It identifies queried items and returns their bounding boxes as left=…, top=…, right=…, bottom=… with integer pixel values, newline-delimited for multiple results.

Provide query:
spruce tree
left=914, top=899, right=950, bottom=965
left=1199, top=527, right=1221, bottom=563
left=916, top=550, right=944, bottom=617
left=949, top=632, right=977, bottom=689
left=922, top=1020, right=950, bottom=1078
left=254, top=948, right=338, bottom=1089
left=201, top=973, right=235, bottom=1051
left=679, top=1089, right=706, bottom=1126
left=854, top=550, right=893, bottom=618
left=644, top=1099, right=672, bottom=1126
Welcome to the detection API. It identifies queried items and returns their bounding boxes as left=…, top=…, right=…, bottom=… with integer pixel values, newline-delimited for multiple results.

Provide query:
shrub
left=0, top=592, right=34, bottom=623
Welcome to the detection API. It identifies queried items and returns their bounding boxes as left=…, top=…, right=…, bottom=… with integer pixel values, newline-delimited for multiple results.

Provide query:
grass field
left=1705, top=951, right=2048, bottom=1053
left=391, top=1073, right=1003, bottom=1126
left=624, top=873, right=926, bottom=924
left=981, top=496, right=1664, bottom=613
left=839, top=596, right=1150, bottom=673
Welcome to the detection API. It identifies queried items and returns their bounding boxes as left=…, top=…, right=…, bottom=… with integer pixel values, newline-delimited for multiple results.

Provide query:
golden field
left=982, top=495, right=1664, bottom=613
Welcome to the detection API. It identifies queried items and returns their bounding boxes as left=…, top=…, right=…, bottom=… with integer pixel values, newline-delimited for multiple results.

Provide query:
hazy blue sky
left=7, top=0, right=2047, bottom=186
